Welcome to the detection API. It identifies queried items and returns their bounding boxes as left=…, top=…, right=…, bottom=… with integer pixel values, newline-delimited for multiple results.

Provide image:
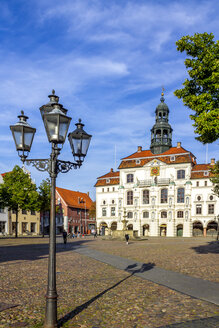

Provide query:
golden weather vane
left=161, top=85, right=165, bottom=96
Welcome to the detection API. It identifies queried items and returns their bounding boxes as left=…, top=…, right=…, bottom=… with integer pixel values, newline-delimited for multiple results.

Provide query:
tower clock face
left=150, top=166, right=160, bottom=176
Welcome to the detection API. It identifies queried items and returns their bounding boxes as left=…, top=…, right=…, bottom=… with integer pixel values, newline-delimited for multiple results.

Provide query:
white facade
left=95, top=152, right=218, bottom=238
left=0, top=174, right=9, bottom=235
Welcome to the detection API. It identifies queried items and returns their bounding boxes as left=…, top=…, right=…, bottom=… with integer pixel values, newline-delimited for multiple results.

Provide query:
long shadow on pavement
left=57, top=262, right=155, bottom=327
left=0, top=239, right=94, bottom=263
left=191, top=241, right=219, bottom=254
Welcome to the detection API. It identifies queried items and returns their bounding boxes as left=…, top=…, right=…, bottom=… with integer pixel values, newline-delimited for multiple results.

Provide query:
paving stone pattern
left=0, top=236, right=218, bottom=327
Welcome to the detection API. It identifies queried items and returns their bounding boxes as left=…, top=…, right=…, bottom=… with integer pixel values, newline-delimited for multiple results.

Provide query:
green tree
left=37, top=178, right=51, bottom=237
left=210, top=160, right=219, bottom=197
left=174, top=32, right=219, bottom=144
left=0, top=165, right=39, bottom=238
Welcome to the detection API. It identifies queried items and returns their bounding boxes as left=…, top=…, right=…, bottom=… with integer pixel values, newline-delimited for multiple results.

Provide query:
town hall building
left=95, top=92, right=218, bottom=237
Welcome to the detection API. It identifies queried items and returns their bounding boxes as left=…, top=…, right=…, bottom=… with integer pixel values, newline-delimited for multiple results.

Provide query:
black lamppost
left=10, top=90, right=92, bottom=328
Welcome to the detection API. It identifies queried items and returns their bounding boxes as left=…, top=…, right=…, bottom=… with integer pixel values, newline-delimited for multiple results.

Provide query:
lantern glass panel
left=23, top=127, right=35, bottom=150
left=59, top=115, right=71, bottom=142
left=13, top=128, right=23, bottom=150
left=44, top=114, right=59, bottom=142
left=81, top=137, right=91, bottom=156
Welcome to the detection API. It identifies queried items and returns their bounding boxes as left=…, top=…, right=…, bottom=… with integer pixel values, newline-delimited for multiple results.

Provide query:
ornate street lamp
left=10, top=91, right=92, bottom=328
left=68, top=119, right=92, bottom=164
left=10, top=111, right=36, bottom=163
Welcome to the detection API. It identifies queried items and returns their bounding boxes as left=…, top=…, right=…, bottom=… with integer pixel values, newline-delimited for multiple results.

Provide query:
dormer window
left=136, top=159, right=141, bottom=164
left=204, top=171, right=209, bottom=176
left=170, top=156, right=175, bottom=161
left=106, top=178, right=110, bottom=183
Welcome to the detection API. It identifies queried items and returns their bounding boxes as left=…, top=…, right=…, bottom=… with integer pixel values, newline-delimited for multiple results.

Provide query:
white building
left=0, top=174, right=10, bottom=235
left=95, top=93, right=218, bottom=237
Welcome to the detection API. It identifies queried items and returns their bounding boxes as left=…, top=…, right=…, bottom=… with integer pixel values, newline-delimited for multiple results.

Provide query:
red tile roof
left=95, top=169, right=120, bottom=187
left=56, top=187, right=93, bottom=209
left=1, top=172, right=11, bottom=177
left=119, top=147, right=196, bottom=169
left=95, top=177, right=120, bottom=187
left=122, top=146, right=195, bottom=160
left=191, top=163, right=214, bottom=179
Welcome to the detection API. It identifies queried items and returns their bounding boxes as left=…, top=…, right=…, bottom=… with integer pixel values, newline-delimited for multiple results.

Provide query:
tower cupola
left=150, top=91, right=173, bottom=154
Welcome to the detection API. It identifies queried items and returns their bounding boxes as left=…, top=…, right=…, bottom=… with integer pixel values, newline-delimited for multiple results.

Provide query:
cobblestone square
left=0, top=236, right=218, bottom=327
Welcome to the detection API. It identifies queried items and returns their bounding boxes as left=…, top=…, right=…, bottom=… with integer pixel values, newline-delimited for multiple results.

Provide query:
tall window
left=31, top=223, right=36, bottom=233
left=0, top=208, right=4, bottom=213
left=127, top=191, right=133, bottom=205
left=143, top=211, right=149, bottom=218
left=111, top=207, right=115, bottom=216
left=31, top=210, right=35, bottom=215
left=102, top=208, right=106, bottom=216
left=196, top=205, right=202, bottom=214
left=177, top=211, right=184, bottom=218
left=177, top=188, right=185, bottom=203
left=0, top=221, right=6, bottom=233
left=143, top=190, right=150, bottom=204
left=161, top=189, right=168, bottom=203
left=177, top=170, right=185, bottom=179
left=208, top=204, right=214, bottom=214
left=127, top=212, right=133, bottom=219
left=161, top=211, right=167, bottom=218
left=127, top=174, right=134, bottom=183
left=22, top=209, right=27, bottom=214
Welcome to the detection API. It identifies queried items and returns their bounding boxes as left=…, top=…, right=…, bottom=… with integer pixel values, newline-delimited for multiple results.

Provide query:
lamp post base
left=44, top=293, right=58, bottom=328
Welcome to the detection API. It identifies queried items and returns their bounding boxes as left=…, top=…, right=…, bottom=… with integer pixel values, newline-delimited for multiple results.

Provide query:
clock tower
left=150, top=91, right=173, bottom=154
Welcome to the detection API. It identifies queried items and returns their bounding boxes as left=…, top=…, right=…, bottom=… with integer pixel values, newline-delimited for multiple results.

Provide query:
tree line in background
left=0, top=165, right=51, bottom=238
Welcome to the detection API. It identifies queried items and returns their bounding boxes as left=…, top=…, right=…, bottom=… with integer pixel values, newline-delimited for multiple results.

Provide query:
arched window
left=161, top=211, right=167, bottom=218
left=127, top=174, right=134, bottom=183
left=127, top=191, right=133, bottom=205
left=161, top=188, right=168, bottom=203
left=177, top=188, right=185, bottom=203
left=177, top=211, right=184, bottom=218
left=177, top=170, right=185, bottom=179
left=127, top=212, right=133, bottom=219
left=142, top=190, right=150, bottom=204
left=143, top=211, right=149, bottom=218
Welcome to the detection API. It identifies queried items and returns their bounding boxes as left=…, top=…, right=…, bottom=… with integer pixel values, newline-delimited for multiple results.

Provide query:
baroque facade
left=95, top=93, right=218, bottom=237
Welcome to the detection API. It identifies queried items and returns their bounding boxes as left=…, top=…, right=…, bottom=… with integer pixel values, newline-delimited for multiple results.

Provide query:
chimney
left=210, top=158, right=215, bottom=165
left=137, top=146, right=142, bottom=152
left=87, top=192, right=89, bottom=196
left=177, top=142, right=181, bottom=148
left=110, top=168, right=114, bottom=172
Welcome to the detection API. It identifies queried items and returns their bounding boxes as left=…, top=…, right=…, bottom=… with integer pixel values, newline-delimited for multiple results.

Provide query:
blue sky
left=0, top=0, right=218, bottom=200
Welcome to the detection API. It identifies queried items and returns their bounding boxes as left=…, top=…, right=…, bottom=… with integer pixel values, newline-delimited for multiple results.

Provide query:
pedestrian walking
left=63, top=230, right=67, bottom=245
left=125, top=234, right=129, bottom=245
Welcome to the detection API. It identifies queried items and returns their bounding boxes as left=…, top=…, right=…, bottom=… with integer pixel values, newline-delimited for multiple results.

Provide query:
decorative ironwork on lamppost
left=10, top=90, right=92, bottom=328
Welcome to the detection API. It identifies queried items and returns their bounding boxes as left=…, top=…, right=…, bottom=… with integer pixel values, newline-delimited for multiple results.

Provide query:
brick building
left=56, top=187, right=95, bottom=234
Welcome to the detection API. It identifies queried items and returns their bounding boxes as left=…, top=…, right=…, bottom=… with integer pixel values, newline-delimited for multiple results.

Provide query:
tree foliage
left=0, top=165, right=38, bottom=212
left=174, top=32, right=219, bottom=144
left=37, top=178, right=51, bottom=237
left=37, top=178, right=51, bottom=213
left=0, top=165, right=39, bottom=237
left=210, top=161, right=219, bottom=197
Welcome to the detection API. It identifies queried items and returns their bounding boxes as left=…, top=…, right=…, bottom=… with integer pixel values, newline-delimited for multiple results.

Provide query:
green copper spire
left=150, top=91, right=173, bottom=154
